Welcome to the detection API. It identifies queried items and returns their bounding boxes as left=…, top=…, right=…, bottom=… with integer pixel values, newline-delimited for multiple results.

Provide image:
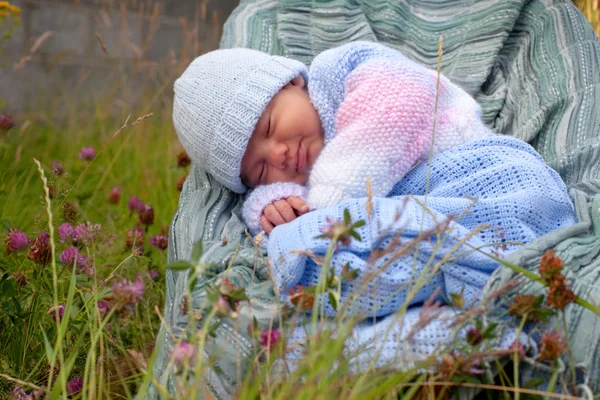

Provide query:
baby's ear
left=290, top=75, right=305, bottom=88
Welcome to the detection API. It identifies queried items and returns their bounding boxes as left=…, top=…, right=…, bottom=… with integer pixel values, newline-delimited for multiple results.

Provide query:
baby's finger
left=260, top=215, right=274, bottom=234
left=264, top=204, right=286, bottom=226
left=287, top=197, right=310, bottom=215
left=273, top=199, right=296, bottom=222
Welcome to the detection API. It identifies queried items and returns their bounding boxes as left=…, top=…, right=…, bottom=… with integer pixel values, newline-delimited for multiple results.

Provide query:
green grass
left=0, top=114, right=592, bottom=400
left=0, top=113, right=183, bottom=398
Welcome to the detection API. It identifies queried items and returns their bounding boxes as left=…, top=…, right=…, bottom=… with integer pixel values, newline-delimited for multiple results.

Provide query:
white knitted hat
left=173, top=48, right=308, bottom=193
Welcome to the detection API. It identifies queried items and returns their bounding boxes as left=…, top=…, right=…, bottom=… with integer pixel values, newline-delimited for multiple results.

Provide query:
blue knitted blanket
left=269, top=135, right=576, bottom=367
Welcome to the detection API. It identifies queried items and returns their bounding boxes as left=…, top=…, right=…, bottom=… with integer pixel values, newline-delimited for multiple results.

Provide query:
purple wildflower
left=173, top=341, right=195, bottom=367
left=132, top=245, right=145, bottom=256
left=125, top=226, right=144, bottom=247
left=31, top=387, right=45, bottom=399
left=48, top=304, right=65, bottom=322
left=511, top=341, right=527, bottom=360
left=51, top=161, right=64, bottom=176
left=112, top=277, right=145, bottom=305
left=73, top=223, right=87, bottom=244
left=59, top=246, right=88, bottom=268
left=128, top=195, right=144, bottom=213
left=466, top=328, right=482, bottom=346
left=81, top=263, right=95, bottom=278
left=97, top=300, right=110, bottom=317
left=58, top=222, right=74, bottom=243
left=59, top=246, right=79, bottom=264
left=148, top=268, right=160, bottom=281
left=215, top=294, right=233, bottom=316
left=8, top=385, right=32, bottom=400
left=106, top=186, right=121, bottom=205
left=73, top=222, right=101, bottom=246
left=5, top=228, right=29, bottom=254
left=0, top=113, right=14, bottom=131
left=138, top=204, right=155, bottom=226
left=28, top=231, right=51, bottom=265
left=470, top=362, right=485, bottom=375
left=260, top=328, right=281, bottom=351
left=78, top=147, right=95, bottom=161
left=149, top=234, right=168, bottom=250
left=66, top=376, right=83, bottom=394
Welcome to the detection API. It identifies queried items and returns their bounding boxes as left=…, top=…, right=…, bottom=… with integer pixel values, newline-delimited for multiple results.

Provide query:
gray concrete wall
left=0, top=0, right=238, bottom=116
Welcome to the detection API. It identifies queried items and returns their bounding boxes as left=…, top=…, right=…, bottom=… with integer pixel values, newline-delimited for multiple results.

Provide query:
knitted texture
left=242, top=182, right=307, bottom=235
left=268, top=135, right=576, bottom=317
left=240, top=41, right=491, bottom=227
left=173, top=48, right=308, bottom=193
left=308, top=42, right=491, bottom=208
left=285, top=307, right=526, bottom=373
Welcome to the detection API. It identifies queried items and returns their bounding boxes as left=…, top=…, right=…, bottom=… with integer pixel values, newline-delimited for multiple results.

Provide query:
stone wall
left=0, top=0, right=238, bottom=116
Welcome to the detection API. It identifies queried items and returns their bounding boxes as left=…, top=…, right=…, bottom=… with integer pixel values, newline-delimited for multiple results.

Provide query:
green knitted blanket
left=143, top=1, right=600, bottom=398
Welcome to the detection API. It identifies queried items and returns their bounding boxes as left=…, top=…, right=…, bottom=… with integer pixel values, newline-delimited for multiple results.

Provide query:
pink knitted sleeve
left=308, top=60, right=435, bottom=208
left=307, top=59, right=489, bottom=209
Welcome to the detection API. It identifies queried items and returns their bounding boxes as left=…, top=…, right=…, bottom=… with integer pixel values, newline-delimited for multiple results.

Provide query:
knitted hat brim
left=210, top=56, right=309, bottom=193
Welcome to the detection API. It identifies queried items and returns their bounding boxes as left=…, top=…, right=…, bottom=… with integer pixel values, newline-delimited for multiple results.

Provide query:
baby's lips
left=296, top=141, right=307, bottom=172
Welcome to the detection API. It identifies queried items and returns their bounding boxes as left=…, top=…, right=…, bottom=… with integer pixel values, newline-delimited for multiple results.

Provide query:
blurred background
left=0, top=0, right=239, bottom=123
left=0, top=0, right=598, bottom=125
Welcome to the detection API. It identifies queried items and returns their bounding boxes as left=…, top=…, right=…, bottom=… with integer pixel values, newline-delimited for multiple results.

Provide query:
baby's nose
left=268, top=143, right=287, bottom=169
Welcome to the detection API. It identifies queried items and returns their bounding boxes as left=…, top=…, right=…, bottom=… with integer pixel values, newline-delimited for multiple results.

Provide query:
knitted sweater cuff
left=242, top=182, right=308, bottom=235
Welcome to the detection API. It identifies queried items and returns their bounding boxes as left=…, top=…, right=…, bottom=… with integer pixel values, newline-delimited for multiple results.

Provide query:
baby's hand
left=260, top=196, right=309, bottom=234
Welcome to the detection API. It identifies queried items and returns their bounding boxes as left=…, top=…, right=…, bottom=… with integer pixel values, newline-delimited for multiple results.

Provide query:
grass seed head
left=63, top=201, right=78, bottom=222
left=538, top=330, right=566, bottom=363
left=538, top=249, right=565, bottom=283
left=546, top=275, right=576, bottom=310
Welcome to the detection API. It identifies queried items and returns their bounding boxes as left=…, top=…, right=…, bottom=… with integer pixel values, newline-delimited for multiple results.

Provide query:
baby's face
left=241, top=76, right=324, bottom=188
